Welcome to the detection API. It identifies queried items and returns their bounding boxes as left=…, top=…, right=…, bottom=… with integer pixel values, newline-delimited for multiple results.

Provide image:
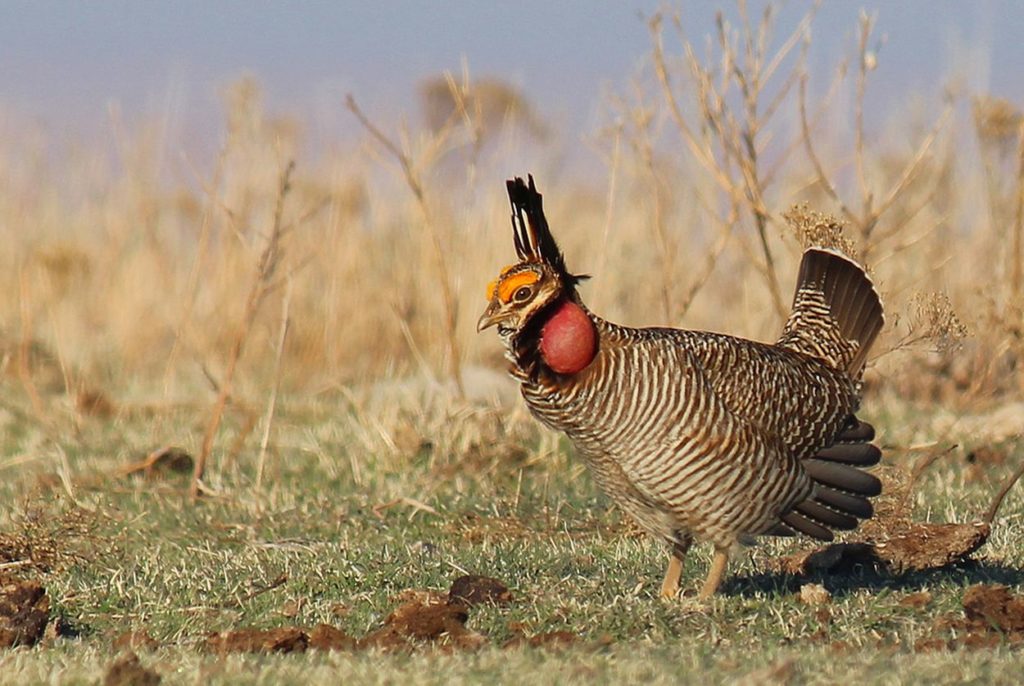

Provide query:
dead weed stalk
left=799, top=11, right=953, bottom=259
left=346, top=91, right=470, bottom=398
left=190, top=162, right=296, bottom=500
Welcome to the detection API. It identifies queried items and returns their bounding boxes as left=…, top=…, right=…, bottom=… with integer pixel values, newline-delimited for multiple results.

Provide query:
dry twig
left=346, top=94, right=466, bottom=397
left=190, top=161, right=296, bottom=500
left=255, top=280, right=292, bottom=497
left=799, top=11, right=953, bottom=258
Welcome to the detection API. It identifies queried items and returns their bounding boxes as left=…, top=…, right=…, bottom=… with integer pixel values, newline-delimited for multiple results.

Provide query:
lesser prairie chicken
left=478, top=176, right=884, bottom=599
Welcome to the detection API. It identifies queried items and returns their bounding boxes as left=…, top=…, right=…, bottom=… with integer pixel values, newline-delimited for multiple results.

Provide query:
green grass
left=1, top=391, right=1023, bottom=684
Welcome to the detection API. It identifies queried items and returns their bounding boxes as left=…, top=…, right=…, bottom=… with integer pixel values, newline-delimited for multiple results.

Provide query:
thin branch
left=799, top=72, right=856, bottom=223
left=871, top=104, right=953, bottom=228
left=649, top=14, right=735, bottom=197
left=761, top=1, right=819, bottom=85
left=983, top=458, right=1024, bottom=525
left=854, top=11, right=876, bottom=222
left=190, top=161, right=296, bottom=500
left=346, top=94, right=465, bottom=398
left=255, top=278, right=291, bottom=498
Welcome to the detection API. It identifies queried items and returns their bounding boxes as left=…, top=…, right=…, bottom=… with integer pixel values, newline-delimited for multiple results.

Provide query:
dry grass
left=0, top=7, right=1019, bottom=427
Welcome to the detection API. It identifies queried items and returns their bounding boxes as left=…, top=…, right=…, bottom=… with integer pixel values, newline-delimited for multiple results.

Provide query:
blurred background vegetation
left=0, top=2, right=1021, bottom=457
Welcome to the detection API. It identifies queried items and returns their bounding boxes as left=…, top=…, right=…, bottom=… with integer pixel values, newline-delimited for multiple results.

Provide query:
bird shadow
left=722, top=559, right=1024, bottom=599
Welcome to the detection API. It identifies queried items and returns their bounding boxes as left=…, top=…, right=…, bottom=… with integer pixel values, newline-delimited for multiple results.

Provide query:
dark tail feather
left=771, top=414, right=882, bottom=542
left=815, top=443, right=881, bottom=466
left=803, top=459, right=882, bottom=497
left=779, top=248, right=884, bottom=377
left=836, top=419, right=875, bottom=442
left=815, top=486, right=873, bottom=519
left=794, top=500, right=858, bottom=530
left=781, top=512, right=835, bottom=541
left=764, top=522, right=796, bottom=537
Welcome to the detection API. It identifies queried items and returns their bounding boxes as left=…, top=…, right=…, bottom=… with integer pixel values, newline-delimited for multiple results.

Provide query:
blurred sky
left=1, top=1, right=1021, bottom=162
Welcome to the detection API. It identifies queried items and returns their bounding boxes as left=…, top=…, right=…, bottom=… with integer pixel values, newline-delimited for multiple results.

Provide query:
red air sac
left=539, top=300, right=597, bottom=374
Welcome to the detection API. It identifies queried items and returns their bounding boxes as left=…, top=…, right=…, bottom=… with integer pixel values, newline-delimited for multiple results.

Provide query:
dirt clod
left=778, top=521, right=991, bottom=576
left=776, top=466, right=995, bottom=577
left=360, top=593, right=484, bottom=652
left=205, top=627, right=309, bottom=654
left=204, top=624, right=356, bottom=654
left=871, top=521, right=991, bottom=573
left=104, top=652, right=161, bottom=686
left=0, top=577, right=49, bottom=648
left=448, top=575, right=513, bottom=607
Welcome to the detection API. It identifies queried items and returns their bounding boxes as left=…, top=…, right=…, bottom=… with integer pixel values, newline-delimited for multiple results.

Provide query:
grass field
left=3, top=3, right=1024, bottom=684
left=1, top=392, right=1024, bottom=684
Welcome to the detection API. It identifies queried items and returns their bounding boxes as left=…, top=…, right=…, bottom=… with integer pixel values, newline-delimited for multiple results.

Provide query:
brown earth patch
left=205, top=623, right=357, bottom=654
left=0, top=576, right=49, bottom=648
left=914, top=583, right=1024, bottom=652
left=195, top=575, right=595, bottom=655
left=962, top=584, right=1024, bottom=632
left=358, top=591, right=484, bottom=652
left=309, top=623, right=356, bottom=651
left=898, top=591, right=933, bottom=609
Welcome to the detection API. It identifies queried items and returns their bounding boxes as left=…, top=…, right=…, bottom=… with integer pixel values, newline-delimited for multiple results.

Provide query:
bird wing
left=677, top=331, right=860, bottom=460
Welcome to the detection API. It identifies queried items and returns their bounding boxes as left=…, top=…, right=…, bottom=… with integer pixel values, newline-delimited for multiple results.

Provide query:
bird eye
left=513, top=285, right=534, bottom=302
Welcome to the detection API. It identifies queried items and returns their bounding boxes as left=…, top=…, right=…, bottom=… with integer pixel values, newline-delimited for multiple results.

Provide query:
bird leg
left=698, top=549, right=729, bottom=599
left=659, top=535, right=693, bottom=599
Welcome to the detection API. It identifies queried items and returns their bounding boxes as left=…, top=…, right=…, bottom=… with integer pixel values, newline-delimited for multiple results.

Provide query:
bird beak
left=477, top=302, right=502, bottom=332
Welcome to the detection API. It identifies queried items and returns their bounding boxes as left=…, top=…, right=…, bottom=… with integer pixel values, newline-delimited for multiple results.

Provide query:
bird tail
left=777, top=248, right=884, bottom=378
left=768, top=416, right=883, bottom=541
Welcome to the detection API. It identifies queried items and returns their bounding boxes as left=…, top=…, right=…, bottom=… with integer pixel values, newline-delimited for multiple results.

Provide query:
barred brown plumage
left=478, top=175, right=885, bottom=599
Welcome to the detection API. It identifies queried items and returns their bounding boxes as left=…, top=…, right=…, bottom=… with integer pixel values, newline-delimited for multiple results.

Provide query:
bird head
left=477, top=175, right=587, bottom=338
